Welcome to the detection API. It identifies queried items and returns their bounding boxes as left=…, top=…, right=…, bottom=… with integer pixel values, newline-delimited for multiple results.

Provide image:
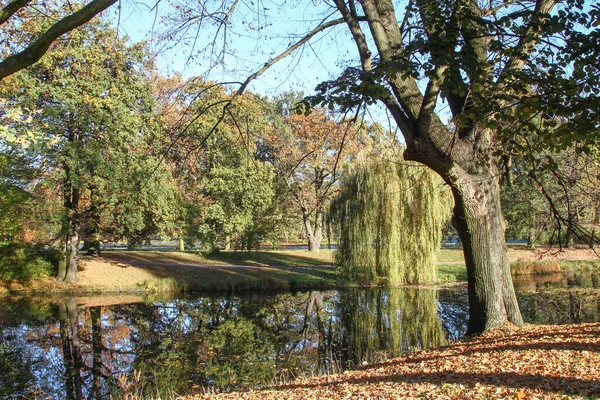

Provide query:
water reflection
left=0, top=277, right=598, bottom=399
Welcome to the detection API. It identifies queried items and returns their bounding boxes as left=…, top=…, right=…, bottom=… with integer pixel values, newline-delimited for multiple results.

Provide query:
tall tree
left=1, top=13, right=179, bottom=282
left=156, top=77, right=276, bottom=252
left=260, top=100, right=363, bottom=251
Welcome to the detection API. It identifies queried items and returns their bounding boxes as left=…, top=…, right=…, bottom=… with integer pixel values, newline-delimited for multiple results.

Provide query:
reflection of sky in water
left=1, top=279, right=598, bottom=398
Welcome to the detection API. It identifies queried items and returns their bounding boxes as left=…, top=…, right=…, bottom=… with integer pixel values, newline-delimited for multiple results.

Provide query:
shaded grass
left=103, top=249, right=335, bottom=267
left=97, top=249, right=337, bottom=293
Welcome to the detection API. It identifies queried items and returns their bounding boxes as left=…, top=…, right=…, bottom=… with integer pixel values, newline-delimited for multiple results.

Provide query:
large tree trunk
left=333, top=0, right=544, bottom=334
left=449, top=168, right=523, bottom=334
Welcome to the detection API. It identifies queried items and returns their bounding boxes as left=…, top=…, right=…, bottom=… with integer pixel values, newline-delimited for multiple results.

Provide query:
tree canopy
left=1, top=0, right=599, bottom=335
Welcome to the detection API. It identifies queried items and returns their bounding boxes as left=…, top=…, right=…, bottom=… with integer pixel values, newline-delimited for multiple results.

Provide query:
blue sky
left=111, top=0, right=357, bottom=97
left=108, top=0, right=406, bottom=133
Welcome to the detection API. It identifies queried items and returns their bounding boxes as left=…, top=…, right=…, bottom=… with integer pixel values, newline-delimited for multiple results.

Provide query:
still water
left=1, top=272, right=598, bottom=399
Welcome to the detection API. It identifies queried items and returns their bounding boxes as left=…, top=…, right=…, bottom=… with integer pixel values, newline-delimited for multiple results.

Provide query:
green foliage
left=1, top=10, right=182, bottom=252
left=0, top=243, right=58, bottom=282
left=501, top=174, right=550, bottom=245
left=330, top=151, right=452, bottom=285
left=170, top=83, right=277, bottom=251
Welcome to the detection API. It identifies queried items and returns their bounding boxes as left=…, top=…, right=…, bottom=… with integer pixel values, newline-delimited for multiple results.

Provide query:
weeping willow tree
left=330, top=157, right=452, bottom=285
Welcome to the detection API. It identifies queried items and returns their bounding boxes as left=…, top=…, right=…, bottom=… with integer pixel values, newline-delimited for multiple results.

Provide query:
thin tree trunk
left=64, top=188, right=80, bottom=284
left=87, top=185, right=101, bottom=256
left=224, top=234, right=231, bottom=251
left=527, top=228, right=536, bottom=249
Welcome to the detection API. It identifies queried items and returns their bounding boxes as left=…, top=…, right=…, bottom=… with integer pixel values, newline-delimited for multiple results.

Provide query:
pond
left=1, top=271, right=598, bottom=399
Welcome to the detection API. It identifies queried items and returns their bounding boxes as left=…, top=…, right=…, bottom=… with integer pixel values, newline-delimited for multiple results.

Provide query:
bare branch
left=234, top=16, right=348, bottom=96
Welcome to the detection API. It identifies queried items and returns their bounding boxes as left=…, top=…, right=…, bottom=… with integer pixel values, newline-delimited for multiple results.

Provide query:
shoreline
left=1, top=248, right=598, bottom=297
left=188, top=322, right=600, bottom=400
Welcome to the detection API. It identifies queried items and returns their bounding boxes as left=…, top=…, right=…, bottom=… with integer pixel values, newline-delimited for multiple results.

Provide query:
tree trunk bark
left=57, top=239, right=68, bottom=281
left=527, top=228, right=536, bottom=249
left=305, top=210, right=323, bottom=252
left=565, top=226, right=574, bottom=248
left=224, top=234, right=231, bottom=251
left=64, top=229, right=79, bottom=283
left=450, top=171, right=523, bottom=335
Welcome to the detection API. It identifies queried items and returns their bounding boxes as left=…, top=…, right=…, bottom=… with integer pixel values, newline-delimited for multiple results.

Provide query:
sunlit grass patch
left=437, top=249, right=465, bottom=263
left=437, top=264, right=467, bottom=282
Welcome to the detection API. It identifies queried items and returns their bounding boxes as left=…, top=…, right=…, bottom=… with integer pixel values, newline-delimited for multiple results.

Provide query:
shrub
left=0, top=243, right=58, bottom=282
left=511, top=260, right=562, bottom=275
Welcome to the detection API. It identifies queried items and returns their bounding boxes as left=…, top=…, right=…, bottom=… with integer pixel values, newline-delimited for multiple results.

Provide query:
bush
left=0, top=243, right=58, bottom=282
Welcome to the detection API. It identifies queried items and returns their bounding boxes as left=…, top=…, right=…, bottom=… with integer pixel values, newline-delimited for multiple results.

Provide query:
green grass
left=11, top=247, right=597, bottom=295
left=437, top=264, right=468, bottom=282
left=437, top=249, right=466, bottom=263
left=104, top=249, right=335, bottom=267
left=202, top=249, right=335, bottom=267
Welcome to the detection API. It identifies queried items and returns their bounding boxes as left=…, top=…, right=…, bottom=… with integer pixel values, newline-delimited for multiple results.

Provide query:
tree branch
left=234, top=16, right=348, bottom=96
left=0, top=0, right=118, bottom=81
left=497, top=0, right=557, bottom=84
left=0, top=0, right=31, bottom=26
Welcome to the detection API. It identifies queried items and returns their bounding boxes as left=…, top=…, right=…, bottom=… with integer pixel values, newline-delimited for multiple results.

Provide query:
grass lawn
left=102, top=248, right=336, bottom=267
left=3, top=247, right=598, bottom=295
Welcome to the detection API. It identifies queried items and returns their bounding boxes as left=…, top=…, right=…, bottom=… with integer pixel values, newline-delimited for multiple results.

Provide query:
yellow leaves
left=514, top=388, right=526, bottom=399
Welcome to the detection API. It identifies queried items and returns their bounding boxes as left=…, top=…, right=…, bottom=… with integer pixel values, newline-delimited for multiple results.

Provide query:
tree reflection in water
left=0, top=277, right=598, bottom=398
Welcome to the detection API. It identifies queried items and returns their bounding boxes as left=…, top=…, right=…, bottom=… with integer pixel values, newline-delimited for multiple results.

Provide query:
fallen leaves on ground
left=187, top=323, right=600, bottom=400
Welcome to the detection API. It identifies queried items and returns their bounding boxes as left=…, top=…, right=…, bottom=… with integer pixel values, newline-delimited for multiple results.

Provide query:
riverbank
left=185, top=322, right=600, bottom=400
left=1, top=247, right=598, bottom=295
